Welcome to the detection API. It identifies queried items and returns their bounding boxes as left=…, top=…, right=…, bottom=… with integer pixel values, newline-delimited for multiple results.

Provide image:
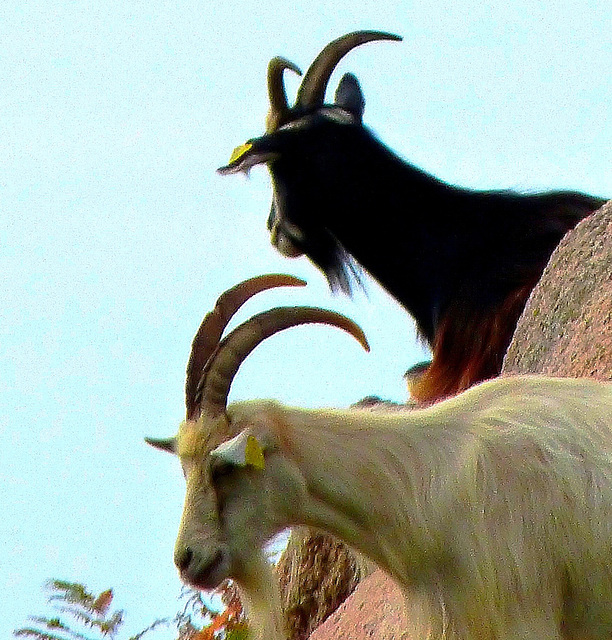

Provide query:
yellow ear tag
left=228, top=142, right=253, bottom=165
left=245, top=435, right=265, bottom=470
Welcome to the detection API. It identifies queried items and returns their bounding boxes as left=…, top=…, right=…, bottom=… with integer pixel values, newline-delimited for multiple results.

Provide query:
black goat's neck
left=312, top=138, right=467, bottom=341
left=269, top=125, right=601, bottom=349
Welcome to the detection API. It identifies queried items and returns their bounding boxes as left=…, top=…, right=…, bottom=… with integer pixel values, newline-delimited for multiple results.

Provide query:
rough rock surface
left=309, top=570, right=409, bottom=640
left=278, top=530, right=373, bottom=640
left=307, top=200, right=611, bottom=640
left=503, top=199, right=611, bottom=379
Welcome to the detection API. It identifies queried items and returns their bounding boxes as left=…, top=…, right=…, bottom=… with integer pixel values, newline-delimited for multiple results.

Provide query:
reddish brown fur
left=412, top=283, right=535, bottom=403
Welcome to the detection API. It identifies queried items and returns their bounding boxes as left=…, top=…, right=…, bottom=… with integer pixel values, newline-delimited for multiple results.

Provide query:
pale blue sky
left=1, top=1, right=610, bottom=637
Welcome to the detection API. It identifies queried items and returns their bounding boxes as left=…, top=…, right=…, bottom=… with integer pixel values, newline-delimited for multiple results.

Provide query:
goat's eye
left=210, top=460, right=235, bottom=484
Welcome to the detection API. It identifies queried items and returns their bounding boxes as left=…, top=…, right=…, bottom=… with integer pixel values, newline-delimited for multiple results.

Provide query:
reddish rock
left=503, top=200, right=611, bottom=379
left=309, top=570, right=409, bottom=640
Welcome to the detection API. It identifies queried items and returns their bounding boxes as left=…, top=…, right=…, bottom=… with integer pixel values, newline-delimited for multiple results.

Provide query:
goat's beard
left=304, top=231, right=363, bottom=296
left=267, top=200, right=363, bottom=296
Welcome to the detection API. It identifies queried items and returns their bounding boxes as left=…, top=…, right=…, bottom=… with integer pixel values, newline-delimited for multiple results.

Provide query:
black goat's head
left=218, top=31, right=402, bottom=292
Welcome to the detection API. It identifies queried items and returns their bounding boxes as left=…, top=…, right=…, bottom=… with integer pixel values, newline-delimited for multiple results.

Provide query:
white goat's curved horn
left=267, top=57, right=302, bottom=132
left=185, top=274, right=306, bottom=419
left=295, top=31, right=402, bottom=110
left=195, top=306, right=370, bottom=417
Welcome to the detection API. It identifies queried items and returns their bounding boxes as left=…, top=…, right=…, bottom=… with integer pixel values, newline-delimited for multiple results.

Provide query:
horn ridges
left=295, top=31, right=401, bottom=110
left=195, top=306, right=370, bottom=418
left=185, top=274, right=306, bottom=419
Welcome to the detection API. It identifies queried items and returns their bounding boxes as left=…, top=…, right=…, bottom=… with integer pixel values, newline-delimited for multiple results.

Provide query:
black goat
left=218, top=31, right=605, bottom=402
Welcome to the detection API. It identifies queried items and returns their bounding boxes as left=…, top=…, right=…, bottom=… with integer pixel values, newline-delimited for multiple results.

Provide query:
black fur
left=248, top=104, right=603, bottom=343
left=221, top=60, right=605, bottom=399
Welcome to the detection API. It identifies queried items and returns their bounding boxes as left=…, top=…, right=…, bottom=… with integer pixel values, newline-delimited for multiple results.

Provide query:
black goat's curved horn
left=295, top=31, right=402, bottom=110
left=195, top=307, right=370, bottom=418
left=185, top=274, right=306, bottom=419
left=267, top=57, right=302, bottom=132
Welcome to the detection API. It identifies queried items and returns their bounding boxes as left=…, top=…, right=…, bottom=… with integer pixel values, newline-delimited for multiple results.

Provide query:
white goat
left=148, top=275, right=612, bottom=640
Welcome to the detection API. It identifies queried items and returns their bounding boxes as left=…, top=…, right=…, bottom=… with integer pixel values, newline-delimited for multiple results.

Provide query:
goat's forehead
left=276, top=108, right=355, bottom=134
left=318, top=107, right=356, bottom=125
left=177, top=418, right=221, bottom=460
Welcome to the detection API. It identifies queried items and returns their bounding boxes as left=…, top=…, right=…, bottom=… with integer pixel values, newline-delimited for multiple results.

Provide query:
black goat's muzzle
left=268, top=200, right=305, bottom=257
left=217, top=140, right=278, bottom=175
left=270, top=219, right=305, bottom=258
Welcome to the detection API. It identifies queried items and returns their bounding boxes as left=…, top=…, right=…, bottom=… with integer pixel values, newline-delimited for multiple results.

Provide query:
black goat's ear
left=217, top=138, right=279, bottom=175
left=334, top=73, right=365, bottom=121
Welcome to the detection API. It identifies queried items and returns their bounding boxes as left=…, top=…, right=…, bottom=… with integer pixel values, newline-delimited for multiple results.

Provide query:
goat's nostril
left=174, top=547, right=228, bottom=589
left=175, top=546, right=193, bottom=571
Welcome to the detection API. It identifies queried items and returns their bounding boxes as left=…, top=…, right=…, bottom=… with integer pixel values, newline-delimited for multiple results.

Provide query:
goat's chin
left=275, top=239, right=303, bottom=258
left=270, top=225, right=304, bottom=258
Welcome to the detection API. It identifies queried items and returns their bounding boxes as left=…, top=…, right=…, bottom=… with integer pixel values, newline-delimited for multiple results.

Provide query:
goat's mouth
left=217, top=144, right=278, bottom=175
left=179, top=549, right=231, bottom=591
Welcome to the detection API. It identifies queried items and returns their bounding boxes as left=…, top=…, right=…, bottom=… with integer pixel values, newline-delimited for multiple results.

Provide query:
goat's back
left=438, top=376, right=612, bottom=639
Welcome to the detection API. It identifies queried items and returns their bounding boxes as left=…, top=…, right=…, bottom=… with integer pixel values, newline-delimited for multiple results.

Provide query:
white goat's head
left=146, top=274, right=369, bottom=594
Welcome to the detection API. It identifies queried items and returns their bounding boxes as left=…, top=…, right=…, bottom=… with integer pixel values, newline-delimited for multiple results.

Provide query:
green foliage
left=15, top=579, right=252, bottom=640
left=13, top=580, right=166, bottom=640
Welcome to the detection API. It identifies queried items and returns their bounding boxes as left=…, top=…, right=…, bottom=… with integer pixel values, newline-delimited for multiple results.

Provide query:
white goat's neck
left=256, top=401, right=461, bottom=583
left=235, top=551, right=285, bottom=640
left=215, top=378, right=612, bottom=640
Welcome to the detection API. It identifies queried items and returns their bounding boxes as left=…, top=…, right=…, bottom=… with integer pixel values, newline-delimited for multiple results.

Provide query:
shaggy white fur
left=158, top=375, right=612, bottom=640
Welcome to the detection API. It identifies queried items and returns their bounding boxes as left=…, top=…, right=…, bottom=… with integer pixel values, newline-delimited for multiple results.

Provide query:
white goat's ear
left=211, top=430, right=266, bottom=471
left=145, top=436, right=177, bottom=455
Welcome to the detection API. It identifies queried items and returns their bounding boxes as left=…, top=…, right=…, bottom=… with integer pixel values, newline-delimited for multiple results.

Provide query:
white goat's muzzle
left=174, top=542, right=231, bottom=590
left=174, top=472, right=232, bottom=590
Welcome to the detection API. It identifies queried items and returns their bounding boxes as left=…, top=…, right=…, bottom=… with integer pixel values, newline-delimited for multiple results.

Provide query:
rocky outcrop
left=503, top=199, right=611, bottom=379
